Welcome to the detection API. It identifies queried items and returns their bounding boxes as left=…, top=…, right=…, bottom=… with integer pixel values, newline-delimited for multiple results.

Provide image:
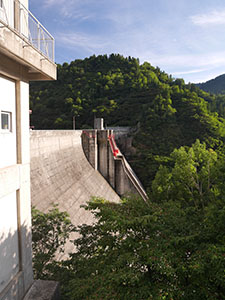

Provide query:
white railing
left=0, top=0, right=54, bottom=62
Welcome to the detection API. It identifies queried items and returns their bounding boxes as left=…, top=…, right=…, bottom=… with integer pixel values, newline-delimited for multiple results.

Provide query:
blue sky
left=30, top=0, right=225, bottom=83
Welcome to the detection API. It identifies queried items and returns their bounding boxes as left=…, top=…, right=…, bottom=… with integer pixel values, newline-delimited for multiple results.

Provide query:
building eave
left=0, top=25, right=57, bottom=81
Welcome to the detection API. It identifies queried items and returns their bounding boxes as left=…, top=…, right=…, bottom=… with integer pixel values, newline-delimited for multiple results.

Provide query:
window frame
left=1, top=111, right=12, bottom=132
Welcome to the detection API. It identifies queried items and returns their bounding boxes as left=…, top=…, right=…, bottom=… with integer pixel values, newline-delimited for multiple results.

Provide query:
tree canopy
left=32, top=140, right=225, bottom=300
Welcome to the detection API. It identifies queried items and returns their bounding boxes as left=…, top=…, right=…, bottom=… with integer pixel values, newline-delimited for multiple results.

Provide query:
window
left=1, top=111, right=11, bottom=131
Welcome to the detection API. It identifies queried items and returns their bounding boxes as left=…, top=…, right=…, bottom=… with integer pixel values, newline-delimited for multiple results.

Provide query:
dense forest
left=197, top=73, right=225, bottom=94
left=30, top=54, right=225, bottom=299
left=30, top=54, right=225, bottom=189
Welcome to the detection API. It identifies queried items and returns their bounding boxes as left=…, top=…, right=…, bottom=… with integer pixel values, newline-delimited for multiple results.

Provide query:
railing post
left=14, top=0, right=20, bottom=32
left=52, top=39, right=54, bottom=62
left=37, top=23, right=40, bottom=51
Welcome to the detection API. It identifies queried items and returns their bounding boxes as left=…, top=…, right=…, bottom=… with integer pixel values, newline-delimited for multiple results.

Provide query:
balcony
left=0, top=0, right=56, bottom=81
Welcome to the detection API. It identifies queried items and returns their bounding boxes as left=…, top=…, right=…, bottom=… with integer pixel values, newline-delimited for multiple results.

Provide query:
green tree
left=31, top=139, right=225, bottom=299
left=59, top=191, right=225, bottom=300
left=31, top=205, right=74, bottom=279
left=59, top=141, right=224, bottom=299
left=152, top=139, right=218, bottom=207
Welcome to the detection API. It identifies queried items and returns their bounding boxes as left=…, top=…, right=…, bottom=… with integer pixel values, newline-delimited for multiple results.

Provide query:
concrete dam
left=30, top=130, right=147, bottom=254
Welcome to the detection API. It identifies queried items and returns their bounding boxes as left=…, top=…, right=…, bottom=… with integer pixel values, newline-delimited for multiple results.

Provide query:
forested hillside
left=197, top=74, right=225, bottom=94
left=30, top=54, right=225, bottom=189
left=31, top=55, right=225, bottom=299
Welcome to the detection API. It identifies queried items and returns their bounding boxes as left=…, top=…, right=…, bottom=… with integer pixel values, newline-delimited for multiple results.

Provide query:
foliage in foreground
left=32, top=141, right=225, bottom=300
left=31, top=205, right=74, bottom=279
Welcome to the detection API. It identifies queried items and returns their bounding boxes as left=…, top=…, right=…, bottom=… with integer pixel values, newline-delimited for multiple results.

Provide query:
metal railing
left=108, top=133, right=149, bottom=202
left=0, top=0, right=54, bottom=62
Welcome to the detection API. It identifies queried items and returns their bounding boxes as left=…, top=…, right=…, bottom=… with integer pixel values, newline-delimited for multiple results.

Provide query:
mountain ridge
left=196, top=73, right=225, bottom=94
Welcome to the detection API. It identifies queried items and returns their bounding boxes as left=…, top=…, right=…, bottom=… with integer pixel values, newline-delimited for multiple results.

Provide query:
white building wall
left=0, top=191, right=19, bottom=293
left=0, top=0, right=29, bottom=37
left=20, top=81, right=30, bottom=163
left=0, top=0, right=14, bottom=27
left=0, top=0, right=56, bottom=298
left=0, top=76, right=17, bottom=168
left=0, top=78, right=33, bottom=299
left=20, top=0, right=28, bottom=9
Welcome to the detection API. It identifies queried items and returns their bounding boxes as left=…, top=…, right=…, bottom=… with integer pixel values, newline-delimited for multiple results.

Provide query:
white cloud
left=190, top=10, right=225, bottom=26
left=42, top=0, right=82, bottom=18
left=172, top=68, right=211, bottom=76
left=57, top=32, right=111, bottom=54
left=143, top=51, right=225, bottom=70
left=43, top=0, right=65, bottom=8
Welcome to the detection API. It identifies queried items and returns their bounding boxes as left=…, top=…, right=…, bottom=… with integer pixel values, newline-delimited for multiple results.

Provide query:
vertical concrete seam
left=16, top=80, right=22, bottom=164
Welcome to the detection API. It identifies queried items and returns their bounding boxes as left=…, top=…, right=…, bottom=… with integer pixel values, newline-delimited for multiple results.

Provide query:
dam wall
left=30, top=130, right=120, bottom=255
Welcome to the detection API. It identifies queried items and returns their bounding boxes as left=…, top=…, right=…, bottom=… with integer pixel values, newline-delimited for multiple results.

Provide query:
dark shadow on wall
left=0, top=222, right=33, bottom=300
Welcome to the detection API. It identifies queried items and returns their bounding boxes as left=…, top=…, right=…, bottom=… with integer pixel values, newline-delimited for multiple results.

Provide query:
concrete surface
left=23, top=280, right=60, bottom=300
left=0, top=78, right=33, bottom=300
left=82, top=129, right=148, bottom=201
left=30, top=130, right=120, bottom=256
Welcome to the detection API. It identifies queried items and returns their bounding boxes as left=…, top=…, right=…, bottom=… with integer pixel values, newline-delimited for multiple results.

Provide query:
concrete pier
left=82, top=129, right=148, bottom=201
